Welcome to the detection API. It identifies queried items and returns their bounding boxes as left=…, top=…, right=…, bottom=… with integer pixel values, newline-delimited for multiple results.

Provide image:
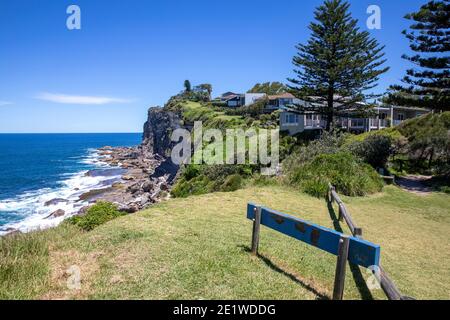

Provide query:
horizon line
left=0, top=132, right=143, bottom=134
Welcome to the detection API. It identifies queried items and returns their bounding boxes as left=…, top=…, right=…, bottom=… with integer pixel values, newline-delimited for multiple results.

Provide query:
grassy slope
left=1, top=185, right=449, bottom=300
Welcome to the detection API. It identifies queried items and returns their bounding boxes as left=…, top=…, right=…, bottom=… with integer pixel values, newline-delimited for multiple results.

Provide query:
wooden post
left=338, top=203, right=343, bottom=222
left=251, top=206, right=261, bottom=255
left=333, top=235, right=350, bottom=300
left=330, top=186, right=335, bottom=204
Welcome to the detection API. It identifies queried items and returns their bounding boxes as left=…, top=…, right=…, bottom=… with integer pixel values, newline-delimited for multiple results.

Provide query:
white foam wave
left=0, top=149, right=123, bottom=236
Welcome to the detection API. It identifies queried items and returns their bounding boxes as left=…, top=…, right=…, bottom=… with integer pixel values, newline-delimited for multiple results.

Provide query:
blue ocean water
left=0, top=133, right=141, bottom=232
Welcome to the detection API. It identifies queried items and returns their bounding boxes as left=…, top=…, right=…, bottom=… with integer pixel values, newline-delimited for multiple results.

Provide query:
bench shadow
left=238, top=245, right=329, bottom=300
left=326, top=200, right=374, bottom=300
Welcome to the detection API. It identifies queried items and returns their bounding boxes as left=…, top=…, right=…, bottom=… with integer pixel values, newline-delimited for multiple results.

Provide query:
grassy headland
left=1, top=184, right=449, bottom=300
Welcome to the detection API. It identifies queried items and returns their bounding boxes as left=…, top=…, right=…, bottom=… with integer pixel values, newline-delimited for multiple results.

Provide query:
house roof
left=268, top=92, right=295, bottom=100
left=221, top=91, right=236, bottom=97
left=223, top=94, right=244, bottom=101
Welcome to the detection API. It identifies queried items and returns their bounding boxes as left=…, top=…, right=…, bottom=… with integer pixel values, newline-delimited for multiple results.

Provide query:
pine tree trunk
left=326, top=88, right=334, bottom=132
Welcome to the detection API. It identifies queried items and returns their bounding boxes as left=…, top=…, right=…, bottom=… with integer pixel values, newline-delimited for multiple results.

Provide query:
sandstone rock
left=44, top=198, right=69, bottom=206
left=79, top=187, right=113, bottom=201
left=75, top=206, right=91, bottom=217
left=160, top=182, right=169, bottom=191
left=127, top=183, right=140, bottom=194
left=122, top=175, right=135, bottom=181
left=142, top=181, right=153, bottom=193
left=112, top=182, right=125, bottom=189
left=118, top=203, right=139, bottom=213
left=45, top=209, right=65, bottom=219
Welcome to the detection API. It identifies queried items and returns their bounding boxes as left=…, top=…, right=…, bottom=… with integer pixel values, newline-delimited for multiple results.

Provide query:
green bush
left=347, top=134, right=393, bottom=168
left=397, top=112, right=450, bottom=173
left=283, top=131, right=347, bottom=174
left=288, top=152, right=384, bottom=197
left=170, top=174, right=212, bottom=198
left=220, top=174, right=243, bottom=192
left=171, top=164, right=254, bottom=198
left=251, top=174, right=279, bottom=186
left=69, top=201, right=123, bottom=231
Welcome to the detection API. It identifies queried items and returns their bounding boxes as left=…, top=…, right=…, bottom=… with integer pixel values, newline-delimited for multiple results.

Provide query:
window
left=284, top=113, right=299, bottom=124
left=397, top=113, right=404, bottom=121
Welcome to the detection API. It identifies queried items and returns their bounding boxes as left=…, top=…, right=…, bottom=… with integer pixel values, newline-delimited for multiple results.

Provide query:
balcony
left=369, top=119, right=389, bottom=129
left=305, top=119, right=326, bottom=128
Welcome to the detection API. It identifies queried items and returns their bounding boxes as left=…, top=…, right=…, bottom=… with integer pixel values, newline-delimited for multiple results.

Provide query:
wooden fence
left=327, top=183, right=413, bottom=300
left=247, top=203, right=381, bottom=300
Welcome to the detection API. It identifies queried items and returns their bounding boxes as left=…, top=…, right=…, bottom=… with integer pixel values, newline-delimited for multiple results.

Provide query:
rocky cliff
left=142, top=106, right=183, bottom=158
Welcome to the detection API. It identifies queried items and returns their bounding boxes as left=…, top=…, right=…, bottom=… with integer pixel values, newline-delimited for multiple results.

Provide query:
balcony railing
left=305, top=119, right=326, bottom=128
left=369, top=119, right=389, bottom=128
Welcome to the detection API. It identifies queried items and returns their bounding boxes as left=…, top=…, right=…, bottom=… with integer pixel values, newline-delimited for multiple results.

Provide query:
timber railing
left=327, top=183, right=413, bottom=300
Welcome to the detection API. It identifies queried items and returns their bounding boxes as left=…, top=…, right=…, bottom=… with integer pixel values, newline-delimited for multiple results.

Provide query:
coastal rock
left=142, top=181, right=153, bottom=193
left=127, top=183, right=141, bottom=194
left=118, top=203, right=139, bottom=213
left=79, top=187, right=113, bottom=201
left=44, top=198, right=69, bottom=206
left=122, top=175, right=135, bottom=181
left=45, top=209, right=65, bottom=219
left=160, top=182, right=169, bottom=191
left=77, top=206, right=90, bottom=216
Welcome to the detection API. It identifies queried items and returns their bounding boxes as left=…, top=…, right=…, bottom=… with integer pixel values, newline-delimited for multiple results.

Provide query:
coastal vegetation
left=68, top=202, right=124, bottom=231
left=386, top=0, right=449, bottom=111
left=287, top=152, right=383, bottom=197
left=1, top=185, right=449, bottom=300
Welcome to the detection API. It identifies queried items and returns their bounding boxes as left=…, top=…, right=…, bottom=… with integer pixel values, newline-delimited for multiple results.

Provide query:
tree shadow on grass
left=326, top=200, right=374, bottom=300
left=238, top=245, right=329, bottom=300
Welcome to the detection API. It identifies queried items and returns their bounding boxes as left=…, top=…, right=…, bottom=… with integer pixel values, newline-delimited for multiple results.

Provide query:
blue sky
left=0, top=0, right=426, bottom=133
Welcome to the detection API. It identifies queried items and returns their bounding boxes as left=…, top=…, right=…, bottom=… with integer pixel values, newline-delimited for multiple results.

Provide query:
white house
left=266, top=93, right=300, bottom=110
left=244, top=93, right=266, bottom=106
left=280, top=103, right=429, bottom=135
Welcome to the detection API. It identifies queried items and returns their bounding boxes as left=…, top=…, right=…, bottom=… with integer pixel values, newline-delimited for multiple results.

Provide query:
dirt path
left=396, top=175, right=433, bottom=196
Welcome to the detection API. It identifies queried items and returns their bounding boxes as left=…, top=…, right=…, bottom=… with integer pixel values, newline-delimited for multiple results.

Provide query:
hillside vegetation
left=1, top=185, right=449, bottom=300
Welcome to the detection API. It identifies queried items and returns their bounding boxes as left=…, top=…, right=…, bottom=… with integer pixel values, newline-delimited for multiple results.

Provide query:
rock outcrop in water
left=77, top=106, right=185, bottom=215
left=1, top=105, right=188, bottom=236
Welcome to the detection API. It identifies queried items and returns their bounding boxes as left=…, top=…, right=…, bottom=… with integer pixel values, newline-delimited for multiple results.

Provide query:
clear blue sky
left=0, top=0, right=426, bottom=133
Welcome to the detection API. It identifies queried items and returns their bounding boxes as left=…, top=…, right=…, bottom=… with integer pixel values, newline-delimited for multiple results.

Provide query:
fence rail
left=327, top=183, right=413, bottom=300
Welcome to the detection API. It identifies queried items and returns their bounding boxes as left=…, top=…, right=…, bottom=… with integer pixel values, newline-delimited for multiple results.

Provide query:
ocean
left=0, top=133, right=141, bottom=235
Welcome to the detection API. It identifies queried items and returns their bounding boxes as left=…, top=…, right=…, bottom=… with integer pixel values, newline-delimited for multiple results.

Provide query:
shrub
left=251, top=174, right=279, bottom=186
left=224, top=98, right=267, bottom=117
left=283, top=131, right=347, bottom=174
left=69, top=201, right=123, bottom=231
left=171, top=164, right=254, bottom=198
left=170, top=174, right=212, bottom=198
left=347, top=134, right=393, bottom=168
left=397, top=112, right=450, bottom=173
left=288, top=152, right=384, bottom=197
left=220, top=174, right=243, bottom=192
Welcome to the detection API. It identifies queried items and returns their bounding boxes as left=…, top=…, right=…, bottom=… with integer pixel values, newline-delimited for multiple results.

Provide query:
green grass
left=1, top=185, right=449, bottom=300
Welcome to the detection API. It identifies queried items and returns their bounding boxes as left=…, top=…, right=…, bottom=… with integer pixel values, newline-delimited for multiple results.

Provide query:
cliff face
left=142, top=106, right=184, bottom=183
left=142, top=106, right=183, bottom=158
